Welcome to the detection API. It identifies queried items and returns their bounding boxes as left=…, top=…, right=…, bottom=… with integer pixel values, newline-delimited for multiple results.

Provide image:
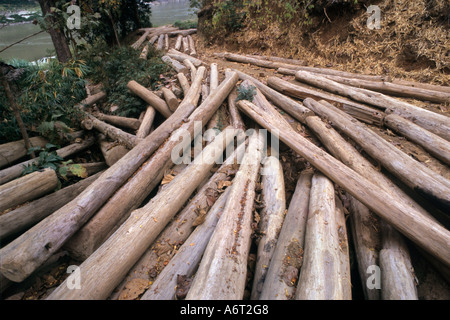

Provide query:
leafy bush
left=81, top=43, right=170, bottom=118
left=235, top=84, right=256, bottom=102
left=173, top=19, right=198, bottom=30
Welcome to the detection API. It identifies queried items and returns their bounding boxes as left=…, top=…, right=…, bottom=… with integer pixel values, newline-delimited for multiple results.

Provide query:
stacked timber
left=1, top=43, right=450, bottom=301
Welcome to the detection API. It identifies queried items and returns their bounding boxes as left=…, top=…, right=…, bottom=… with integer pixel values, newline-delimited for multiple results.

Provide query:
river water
left=0, top=0, right=196, bottom=62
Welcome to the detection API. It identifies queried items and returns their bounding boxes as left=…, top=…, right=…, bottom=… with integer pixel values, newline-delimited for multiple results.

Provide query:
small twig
left=324, top=7, right=332, bottom=23
left=0, top=29, right=45, bottom=54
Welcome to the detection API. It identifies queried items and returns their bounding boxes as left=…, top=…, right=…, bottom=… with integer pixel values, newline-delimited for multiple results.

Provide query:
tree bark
left=162, top=55, right=189, bottom=74
left=98, top=135, right=129, bottom=167
left=127, top=80, right=172, bottom=118
left=223, top=52, right=307, bottom=71
left=295, top=173, right=348, bottom=300
left=0, top=172, right=102, bottom=240
left=188, top=35, right=197, bottom=56
left=175, top=34, right=183, bottom=51
left=303, top=99, right=450, bottom=213
left=182, top=36, right=190, bottom=54
left=259, top=170, right=312, bottom=300
left=183, top=58, right=197, bottom=80
left=186, top=130, right=265, bottom=300
left=295, top=71, right=450, bottom=140
left=0, top=135, right=95, bottom=185
left=227, top=87, right=246, bottom=131
left=335, top=196, right=352, bottom=300
left=236, top=99, right=450, bottom=268
left=47, top=127, right=239, bottom=300
left=161, top=87, right=179, bottom=112
left=266, top=75, right=384, bottom=126
left=0, top=168, right=58, bottom=213
left=156, top=34, right=165, bottom=51
left=0, top=136, right=48, bottom=169
left=177, top=73, right=190, bottom=95
left=141, top=187, right=231, bottom=300
left=251, top=156, right=286, bottom=300
left=168, top=49, right=203, bottom=67
left=384, top=113, right=450, bottom=165
left=38, top=0, right=72, bottom=63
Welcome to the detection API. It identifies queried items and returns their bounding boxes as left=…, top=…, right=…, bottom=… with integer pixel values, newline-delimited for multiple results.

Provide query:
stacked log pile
left=1, top=37, right=449, bottom=300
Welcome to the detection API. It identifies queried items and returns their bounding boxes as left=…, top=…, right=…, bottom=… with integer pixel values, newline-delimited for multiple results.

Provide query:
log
left=295, top=173, right=348, bottom=300
left=139, top=43, right=149, bottom=59
left=162, top=55, right=189, bottom=74
left=127, top=80, right=172, bottom=118
left=131, top=29, right=151, bottom=49
left=233, top=69, right=314, bottom=124
left=156, top=34, right=165, bottom=51
left=0, top=69, right=232, bottom=284
left=210, top=63, right=219, bottom=93
left=0, top=168, right=58, bottom=213
left=0, top=172, right=102, bottom=240
left=183, top=58, right=197, bottom=80
left=250, top=156, right=286, bottom=300
left=391, top=79, right=450, bottom=94
left=259, top=170, right=312, bottom=300
left=186, top=130, right=265, bottom=300
left=135, top=106, right=156, bottom=139
left=78, top=91, right=107, bottom=108
left=347, top=195, right=380, bottom=300
left=177, top=73, right=190, bottom=96
left=379, top=220, right=418, bottom=300
left=236, top=99, right=450, bottom=267
left=304, top=115, right=435, bottom=222
left=228, top=87, right=245, bottom=131
left=303, top=99, right=450, bottom=213
left=188, top=35, right=197, bottom=56
left=94, top=112, right=141, bottom=131
left=47, top=127, right=239, bottom=299
left=311, top=73, right=450, bottom=104
left=0, top=136, right=48, bottom=169
left=0, top=136, right=95, bottom=185
left=182, top=36, right=190, bottom=54
left=164, top=33, right=169, bottom=51
left=64, top=67, right=207, bottom=261
left=161, top=87, right=180, bottom=112
left=277, top=66, right=388, bottom=82
left=335, top=196, right=352, bottom=300
left=247, top=54, right=305, bottom=66
left=140, top=187, right=231, bottom=300
left=206, top=63, right=223, bottom=132
left=166, top=28, right=197, bottom=37
left=98, top=135, right=129, bottom=167
left=266, top=75, right=384, bottom=126
left=223, top=52, right=307, bottom=71
left=384, top=113, right=450, bottom=165
left=174, top=34, right=183, bottom=51
left=111, top=141, right=246, bottom=299
left=148, top=35, right=158, bottom=45
left=85, top=113, right=140, bottom=149
left=295, top=71, right=450, bottom=140
left=168, top=49, right=203, bottom=67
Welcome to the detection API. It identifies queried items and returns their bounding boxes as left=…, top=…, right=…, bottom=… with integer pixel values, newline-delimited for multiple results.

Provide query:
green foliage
left=0, top=58, right=88, bottom=144
left=235, top=84, right=256, bottom=102
left=80, top=43, right=170, bottom=118
left=173, top=19, right=198, bottom=30
left=22, top=143, right=63, bottom=174
left=211, top=0, right=245, bottom=33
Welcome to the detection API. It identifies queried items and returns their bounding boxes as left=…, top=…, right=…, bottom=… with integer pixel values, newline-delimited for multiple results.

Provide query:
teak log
left=112, top=141, right=246, bottom=299
left=236, top=99, right=450, bottom=268
left=335, top=196, right=352, bottom=300
left=131, top=29, right=151, bottom=49
left=94, top=112, right=141, bottom=131
left=177, top=73, right=190, bottom=95
left=228, top=87, right=245, bottom=130
left=156, top=34, right=164, bottom=51
left=188, top=35, right=197, bottom=56
left=141, top=187, right=231, bottom=300
left=347, top=195, right=380, bottom=300
left=259, top=170, right=312, bottom=300
left=139, top=43, right=149, bottom=59
left=233, top=69, right=314, bottom=124
left=161, top=87, right=180, bottom=112
left=223, top=52, right=306, bottom=71
left=127, top=80, right=172, bottom=118
left=182, top=36, right=190, bottom=54
left=0, top=70, right=233, bottom=284
left=379, top=220, right=418, bottom=300
left=65, top=67, right=207, bottom=260
left=251, top=156, right=286, bottom=300
left=295, top=173, right=349, bottom=300
left=0, top=168, right=58, bottom=213
left=303, top=99, right=450, bottom=213
left=135, top=106, right=155, bottom=139
left=0, top=136, right=48, bottom=169
left=186, top=130, right=265, bottom=300
left=175, top=34, right=182, bottom=51
left=183, top=58, right=197, bottom=80
left=0, top=172, right=102, bottom=240
left=295, top=71, right=450, bottom=140
left=164, top=33, right=169, bottom=50
left=266, top=75, right=384, bottom=126
left=168, top=49, right=203, bottom=67
left=98, top=135, right=129, bottom=167
left=85, top=113, right=140, bottom=149
left=247, top=54, right=305, bottom=66
left=384, top=113, right=450, bottom=165
left=162, top=55, right=189, bottom=74
left=47, top=127, right=239, bottom=300
left=313, top=72, right=450, bottom=104
left=0, top=136, right=95, bottom=185
left=277, top=66, right=387, bottom=82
